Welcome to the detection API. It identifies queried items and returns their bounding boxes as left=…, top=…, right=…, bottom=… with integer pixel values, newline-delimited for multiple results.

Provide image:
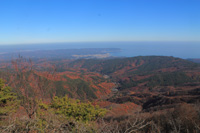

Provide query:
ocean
left=0, top=41, right=200, bottom=59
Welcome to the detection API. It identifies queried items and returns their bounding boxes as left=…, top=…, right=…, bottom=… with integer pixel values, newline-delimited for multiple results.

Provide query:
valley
left=1, top=55, right=200, bottom=132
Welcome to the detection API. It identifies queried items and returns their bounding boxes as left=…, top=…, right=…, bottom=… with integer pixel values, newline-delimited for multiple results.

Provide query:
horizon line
left=1, top=40, right=200, bottom=46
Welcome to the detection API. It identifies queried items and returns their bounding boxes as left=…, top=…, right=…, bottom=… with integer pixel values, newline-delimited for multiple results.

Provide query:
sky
left=0, top=0, right=200, bottom=45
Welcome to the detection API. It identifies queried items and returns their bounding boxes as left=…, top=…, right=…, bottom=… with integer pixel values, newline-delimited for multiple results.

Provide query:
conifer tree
left=0, top=79, right=18, bottom=122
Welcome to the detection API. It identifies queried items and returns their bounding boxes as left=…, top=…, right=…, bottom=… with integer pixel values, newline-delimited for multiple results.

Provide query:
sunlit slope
left=0, top=68, right=114, bottom=101
left=68, top=56, right=200, bottom=111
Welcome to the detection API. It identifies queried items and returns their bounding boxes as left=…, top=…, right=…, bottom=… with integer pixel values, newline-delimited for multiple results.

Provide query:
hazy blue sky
left=0, top=0, right=200, bottom=45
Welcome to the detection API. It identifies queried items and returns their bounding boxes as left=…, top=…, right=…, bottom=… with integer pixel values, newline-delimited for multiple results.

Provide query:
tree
left=0, top=79, right=19, bottom=124
left=50, top=95, right=107, bottom=122
left=8, top=56, right=56, bottom=119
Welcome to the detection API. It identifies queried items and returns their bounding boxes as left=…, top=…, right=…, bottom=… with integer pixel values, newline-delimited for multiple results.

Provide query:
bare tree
left=124, top=117, right=151, bottom=133
left=8, top=55, right=56, bottom=119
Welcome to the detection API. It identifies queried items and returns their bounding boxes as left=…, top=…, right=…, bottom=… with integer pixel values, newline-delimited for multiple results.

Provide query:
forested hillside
left=67, top=56, right=200, bottom=111
left=0, top=56, right=200, bottom=132
left=69, top=56, right=199, bottom=74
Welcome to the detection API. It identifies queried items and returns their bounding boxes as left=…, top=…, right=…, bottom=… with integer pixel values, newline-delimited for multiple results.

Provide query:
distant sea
left=0, top=42, right=200, bottom=59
